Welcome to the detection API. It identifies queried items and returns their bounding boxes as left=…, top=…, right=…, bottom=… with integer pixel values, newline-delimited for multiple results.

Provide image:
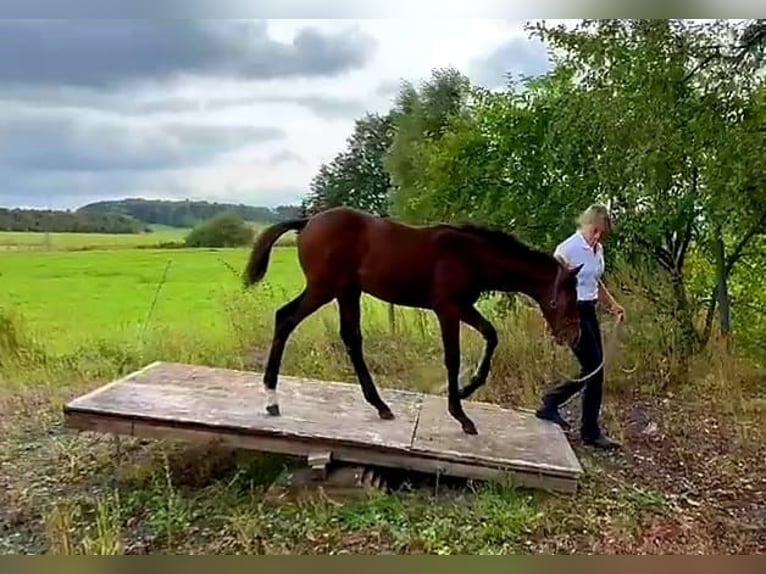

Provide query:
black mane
left=451, top=223, right=558, bottom=266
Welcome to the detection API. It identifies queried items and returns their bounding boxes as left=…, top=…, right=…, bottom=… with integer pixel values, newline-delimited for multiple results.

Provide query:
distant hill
left=0, top=207, right=148, bottom=234
left=78, top=198, right=303, bottom=228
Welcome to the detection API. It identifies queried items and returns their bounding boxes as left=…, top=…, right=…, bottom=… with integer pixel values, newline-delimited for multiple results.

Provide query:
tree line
left=0, top=199, right=303, bottom=234
left=0, top=207, right=148, bottom=234
left=78, top=198, right=302, bottom=228
left=301, top=19, right=766, bottom=356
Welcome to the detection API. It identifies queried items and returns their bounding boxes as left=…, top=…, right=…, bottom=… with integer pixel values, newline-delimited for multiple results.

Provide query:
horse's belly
left=354, top=229, right=434, bottom=306
left=358, top=268, right=429, bottom=307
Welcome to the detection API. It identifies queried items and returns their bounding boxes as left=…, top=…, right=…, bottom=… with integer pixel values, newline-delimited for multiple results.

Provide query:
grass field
left=0, top=228, right=190, bottom=251
left=1, top=231, right=764, bottom=554
left=1, top=246, right=298, bottom=352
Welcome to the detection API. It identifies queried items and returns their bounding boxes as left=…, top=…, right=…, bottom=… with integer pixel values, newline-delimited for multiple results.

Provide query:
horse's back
left=295, top=208, right=448, bottom=303
left=294, top=208, right=373, bottom=285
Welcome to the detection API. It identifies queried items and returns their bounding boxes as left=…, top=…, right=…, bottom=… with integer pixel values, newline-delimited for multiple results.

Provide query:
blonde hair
left=577, top=203, right=612, bottom=232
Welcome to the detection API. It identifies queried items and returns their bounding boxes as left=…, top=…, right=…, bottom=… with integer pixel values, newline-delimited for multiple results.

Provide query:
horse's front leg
left=436, top=307, right=478, bottom=435
left=458, top=305, right=498, bottom=400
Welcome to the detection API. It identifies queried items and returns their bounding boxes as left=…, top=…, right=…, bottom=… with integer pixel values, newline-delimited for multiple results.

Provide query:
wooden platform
left=62, top=361, right=583, bottom=493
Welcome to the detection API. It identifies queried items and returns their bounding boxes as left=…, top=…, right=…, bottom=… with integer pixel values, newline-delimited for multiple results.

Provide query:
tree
left=184, top=212, right=254, bottom=248
left=529, top=18, right=766, bottom=352
left=384, top=67, right=474, bottom=221
left=0, top=207, right=147, bottom=233
left=79, top=198, right=297, bottom=227
left=296, top=19, right=765, bottom=357
left=302, top=112, right=395, bottom=216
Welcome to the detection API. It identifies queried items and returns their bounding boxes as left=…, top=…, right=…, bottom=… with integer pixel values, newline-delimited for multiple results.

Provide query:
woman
left=535, top=204, right=624, bottom=450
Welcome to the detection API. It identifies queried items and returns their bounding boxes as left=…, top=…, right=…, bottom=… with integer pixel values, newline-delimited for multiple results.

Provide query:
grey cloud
left=269, top=150, right=306, bottom=165
left=0, top=168, right=151, bottom=208
left=0, top=0, right=376, bottom=19
left=125, top=93, right=366, bottom=119
left=0, top=86, right=366, bottom=120
left=0, top=111, right=284, bottom=172
left=0, top=20, right=376, bottom=88
left=470, top=37, right=552, bottom=90
left=375, top=79, right=402, bottom=98
left=124, top=93, right=366, bottom=120
left=286, top=95, right=365, bottom=119
left=0, top=166, right=303, bottom=210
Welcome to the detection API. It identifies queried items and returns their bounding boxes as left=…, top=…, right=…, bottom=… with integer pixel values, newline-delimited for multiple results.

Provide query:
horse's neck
left=484, top=251, right=554, bottom=299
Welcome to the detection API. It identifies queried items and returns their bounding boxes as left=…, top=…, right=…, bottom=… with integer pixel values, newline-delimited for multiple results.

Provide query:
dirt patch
left=540, top=393, right=766, bottom=554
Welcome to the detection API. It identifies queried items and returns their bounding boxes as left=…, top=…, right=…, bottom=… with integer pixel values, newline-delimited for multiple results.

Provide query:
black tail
left=243, top=218, right=309, bottom=287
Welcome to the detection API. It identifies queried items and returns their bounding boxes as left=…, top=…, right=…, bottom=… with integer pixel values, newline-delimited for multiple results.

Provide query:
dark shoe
left=535, top=406, right=571, bottom=431
left=582, top=433, right=621, bottom=450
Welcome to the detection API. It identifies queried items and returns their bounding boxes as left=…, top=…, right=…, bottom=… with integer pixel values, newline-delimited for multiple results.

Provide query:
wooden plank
left=65, top=362, right=422, bottom=455
left=65, top=360, right=164, bottom=406
left=63, top=362, right=582, bottom=493
left=411, top=394, right=582, bottom=479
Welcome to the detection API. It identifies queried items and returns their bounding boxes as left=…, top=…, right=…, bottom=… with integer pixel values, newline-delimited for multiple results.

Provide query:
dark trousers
left=541, top=300, right=604, bottom=438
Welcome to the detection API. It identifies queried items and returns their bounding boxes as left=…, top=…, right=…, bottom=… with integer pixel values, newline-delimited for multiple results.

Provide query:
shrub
left=184, top=212, right=254, bottom=248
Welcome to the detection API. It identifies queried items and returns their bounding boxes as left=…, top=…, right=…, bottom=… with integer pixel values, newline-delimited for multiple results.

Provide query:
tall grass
left=1, top=263, right=762, bottom=427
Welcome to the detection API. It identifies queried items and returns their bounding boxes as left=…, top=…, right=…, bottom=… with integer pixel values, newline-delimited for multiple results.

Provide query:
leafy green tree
left=0, top=207, right=147, bottom=233
left=79, top=198, right=297, bottom=227
left=384, top=67, right=473, bottom=221
left=303, top=112, right=395, bottom=216
left=405, top=70, right=600, bottom=249
left=184, top=212, right=254, bottom=248
left=298, top=18, right=765, bottom=358
left=529, top=18, right=766, bottom=351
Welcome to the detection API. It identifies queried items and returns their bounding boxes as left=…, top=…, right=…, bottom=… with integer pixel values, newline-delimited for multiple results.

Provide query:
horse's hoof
left=379, top=408, right=395, bottom=420
left=462, top=420, right=478, bottom=435
left=266, top=404, right=280, bottom=416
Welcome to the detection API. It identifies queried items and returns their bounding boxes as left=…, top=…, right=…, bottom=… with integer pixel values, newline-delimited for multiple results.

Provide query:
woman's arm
left=598, top=280, right=625, bottom=319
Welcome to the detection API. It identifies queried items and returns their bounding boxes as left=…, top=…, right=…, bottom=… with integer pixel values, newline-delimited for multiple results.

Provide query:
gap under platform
left=62, top=361, right=583, bottom=493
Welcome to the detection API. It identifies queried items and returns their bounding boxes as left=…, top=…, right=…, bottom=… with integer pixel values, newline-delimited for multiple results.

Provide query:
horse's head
left=539, top=262, right=583, bottom=347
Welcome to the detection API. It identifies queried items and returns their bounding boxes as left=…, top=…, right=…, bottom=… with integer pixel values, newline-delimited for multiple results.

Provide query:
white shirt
left=553, top=231, right=604, bottom=301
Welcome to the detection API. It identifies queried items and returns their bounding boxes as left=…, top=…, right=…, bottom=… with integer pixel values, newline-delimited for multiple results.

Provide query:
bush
left=184, top=212, right=254, bottom=248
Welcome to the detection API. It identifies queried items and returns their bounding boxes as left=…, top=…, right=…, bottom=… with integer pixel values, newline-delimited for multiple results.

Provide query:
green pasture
left=0, top=242, right=403, bottom=362
left=0, top=228, right=190, bottom=251
left=0, top=237, right=462, bottom=397
left=1, top=246, right=298, bottom=353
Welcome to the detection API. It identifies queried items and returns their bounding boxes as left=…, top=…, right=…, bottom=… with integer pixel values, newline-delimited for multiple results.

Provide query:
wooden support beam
left=307, top=450, right=332, bottom=480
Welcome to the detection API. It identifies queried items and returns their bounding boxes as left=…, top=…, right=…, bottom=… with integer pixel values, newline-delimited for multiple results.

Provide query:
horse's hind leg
left=337, top=290, right=394, bottom=420
left=458, top=305, right=498, bottom=400
left=263, top=287, right=328, bottom=416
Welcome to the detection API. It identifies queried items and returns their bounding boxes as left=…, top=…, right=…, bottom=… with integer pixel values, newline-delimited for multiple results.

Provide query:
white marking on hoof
left=264, top=388, right=279, bottom=415
left=265, top=388, right=278, bottom=407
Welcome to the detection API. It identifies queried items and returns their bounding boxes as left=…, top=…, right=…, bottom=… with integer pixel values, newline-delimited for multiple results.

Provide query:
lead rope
left=547, top=315, right=635, bottom=387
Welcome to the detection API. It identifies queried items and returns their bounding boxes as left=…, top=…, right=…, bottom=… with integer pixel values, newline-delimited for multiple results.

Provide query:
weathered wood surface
left=63, top=361, right=583, bottom=492
left=412, top=395, right=582, bottom=477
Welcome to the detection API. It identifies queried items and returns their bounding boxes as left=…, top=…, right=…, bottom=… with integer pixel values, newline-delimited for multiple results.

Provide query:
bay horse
left=243, top=206, right=582, bottom=435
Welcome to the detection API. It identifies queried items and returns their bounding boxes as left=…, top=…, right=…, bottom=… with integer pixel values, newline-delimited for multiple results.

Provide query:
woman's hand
left=598, top=280, right=625, bottom=321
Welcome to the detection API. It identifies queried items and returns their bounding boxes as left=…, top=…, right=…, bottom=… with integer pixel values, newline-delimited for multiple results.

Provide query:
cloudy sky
left=0, top=19, right=552, bottom=210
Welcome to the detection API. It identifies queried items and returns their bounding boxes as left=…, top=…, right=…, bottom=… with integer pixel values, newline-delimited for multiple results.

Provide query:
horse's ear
left=568, top=263, right=584, bottom=276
